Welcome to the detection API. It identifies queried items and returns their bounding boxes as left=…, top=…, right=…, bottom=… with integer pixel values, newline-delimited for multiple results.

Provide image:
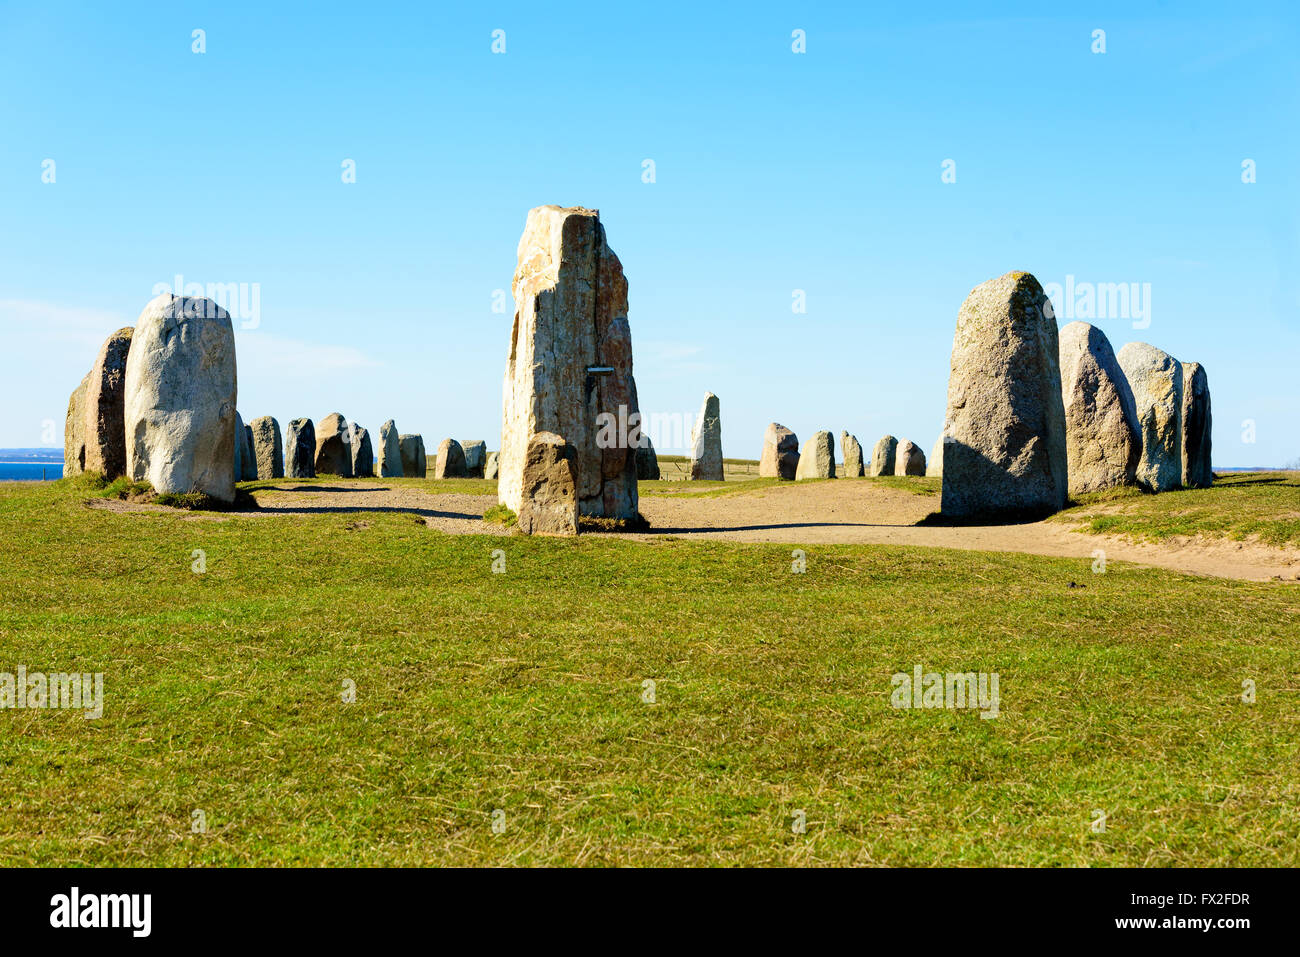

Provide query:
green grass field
left=0, top=475, right=1296, bottom=866
left=1055, top=472, right=1300, bottom=547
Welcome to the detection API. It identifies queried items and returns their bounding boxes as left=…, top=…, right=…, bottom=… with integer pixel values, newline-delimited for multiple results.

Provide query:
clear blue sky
left=2, top=1, right=1296, bottom=465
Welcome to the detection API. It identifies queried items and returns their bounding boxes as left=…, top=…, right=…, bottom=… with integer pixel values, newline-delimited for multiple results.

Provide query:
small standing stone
left=461, top=440, right=487, bottom=478
left=314, top=413, right=353, bottom=477
left=286, top=418, right=317, bottom=478
left=378, top=420, right=403, bottom=477
left=1116, top=342, right=1183, bottom=492
left=870, top=436, right=897, bottom=477
left=250, top=416, right=284, bottom=479
left=635, top=437, right=660, bottom=480
left=435, top=438, right=468, bottom=479
left=895, top=440, right=926, bottom=476
left=351, top=425, right=374, bottom=478
left=796, top=430, right=836, bottom=479
left=688, top=392, right=723, bottom=480
left=1180, top=362, right=1213, bottom=489
left=517, top=431, right=579, bottom=536
left=840, top=432, right=864, bottom=477
left=484, top=451, right=500, bottom=480
left=399, top=434, right=427, bottom=478
left=83, top=327, right=133, bottom=479
left=928, top=437, right=944, bottom=477
left=64, top=372, right=91, bottom=477
left=759, top=423, right=799, bottom=480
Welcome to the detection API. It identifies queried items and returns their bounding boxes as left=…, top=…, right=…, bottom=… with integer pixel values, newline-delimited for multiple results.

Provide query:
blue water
left=0, top=463, right=64, bottom=481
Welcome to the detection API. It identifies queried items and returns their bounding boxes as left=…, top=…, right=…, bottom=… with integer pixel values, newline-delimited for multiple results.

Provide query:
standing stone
left=500, top=206, right=639, bottom=521
left=314, top=413, right=353, bottom=477
left=351, top=425, right=374, bottom=478
left=484, top=451, right=500, bottom=480
left=928, top=437, right=944, bottom=477
left=234, top=412, right=256, bottom=483
left=124, top=294, right=237, bottom=502
left=517, top=431, right=579, bottom=536
left=1058, top=322, right=1140, bottom=496
left=1181, top=362, right=1212, bottom=489
left=286, top=419, right=316, bottom=478
left=759, top=423, right=800, bottom=480
left=64, top=372, right=91, bottom=476
left=870, top=436, right=898, bottom=477
left=399, top=434, right=427, bottom=478
left=796, top=430, right=836, bottom=479
left=895, top=440, right=926, bottom=476
left=941, top=271, right=1067, bottom=518
left=250, top=416, right=284, bottom=479
left=840, top=432, right=864, bottom=477
left=435, top=438, right=468, bottom=479
left=83, top=327, right=133, bottom=479
left=378, top=420, right=403, bottom=477
left=635, top=437, right=660, bottom=480
left=1116, top=342, right=1183, bottom=492
left=461, top=440, right=487, bottom=478
left=688, top=392, right=724, bottom=481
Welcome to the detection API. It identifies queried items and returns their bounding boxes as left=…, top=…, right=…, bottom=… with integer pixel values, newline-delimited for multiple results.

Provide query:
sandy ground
left=87, top=480, right=1300, bottom=582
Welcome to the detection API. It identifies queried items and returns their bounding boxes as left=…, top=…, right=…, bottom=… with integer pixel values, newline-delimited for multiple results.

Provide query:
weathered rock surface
left=517, top=431, right=579, bottom=536
left=1058, top=322, right=1140, bottom=495
left=83, top=327, right=133, bottom=479
left=941, top=271, right=1068, bottom=518
left=461, top=440, right=487, bottom=478
left=484, top=451, right=500, bottom=480
left=796, top=430, right=836, bottom=479
left=895, top=439, right=926, bottom=476
left=399, top=434, right=426, bottom=478
left=689, top=392, right=724, bottom=481
left=234, top=412, right=247, bottom=482
left=351, top=425, right=374, bottom=478
left=64, top=372, right=91, bottom=476
left=124, top=294, right=237, bottom=502
left=286, top=419, right=316, bottom=478
left=250, top=416, right=283, bottom=479
left=870, top=436, right=897, bottom=477
left=500, top=205, right=639, bottom=520
left=840, top=432, right=864, bottom=477
left=928, top=437, right=944, bottom=477
left=314, top=413, right=353, bottom=477
left=635, top=436, right=660, bottom=480
left=759, top=423, right=800, bottom=480
left=435, top=438, right=467, bottom=479
left=378, top=420, right=403, bottom=477
left=1181, top=361, right=1213, bottom=489
left=1116, top=342, right=1183, bottom=492
left=243, top=423, right=257, bottom=482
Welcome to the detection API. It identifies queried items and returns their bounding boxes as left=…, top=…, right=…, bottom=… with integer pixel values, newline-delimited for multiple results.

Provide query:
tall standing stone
left=124, top=294, right=237, bottom=502
left=1181, top=362, right=1212, bottom=489
left=286, top=418, right=316, bottom=478
left=83, top=327, right=133, bottom=479
left=500, top=206, right=640, bottom=522
left=688, top=392, right=724, bottom=481
left=870, top=436, right=897, bottom=477
left=796, top=430, right=835, bottom=479
left=461, top=440, right=487, bottom=478
left=435, top=438, right=468, bottom=479
left=1116, top=342, right=1183, bottom=492
left=840, top=432, right=864, bottom=477
left=234, top=412, right=248, bottom=482
left=351, top=425, right=374, bottom=478
left=314, top=413, right=353, bottom=477
left=399, top=434, right=426, bottom=478
left=64, top=372, right=91, bottom=477
left=941, top=271, right=1067, bottom=518
left=378, top=420, right=403, bottom=477
left=895, top=440, right=926, bottom=476
left=1058, top=322, right=1140, bottom=495
left=250, top=416, right=284, bottom=479
left=759, top=423, right=799, bottom=480
left=516, top=432, right=579, bottom=536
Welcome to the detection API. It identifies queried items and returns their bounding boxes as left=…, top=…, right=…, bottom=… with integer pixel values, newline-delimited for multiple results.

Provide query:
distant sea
left=0, top=449, right=64, bottom=481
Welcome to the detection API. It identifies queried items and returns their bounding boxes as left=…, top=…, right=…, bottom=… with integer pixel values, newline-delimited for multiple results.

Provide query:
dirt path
left=87, top=480, right=1300, bottom=582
